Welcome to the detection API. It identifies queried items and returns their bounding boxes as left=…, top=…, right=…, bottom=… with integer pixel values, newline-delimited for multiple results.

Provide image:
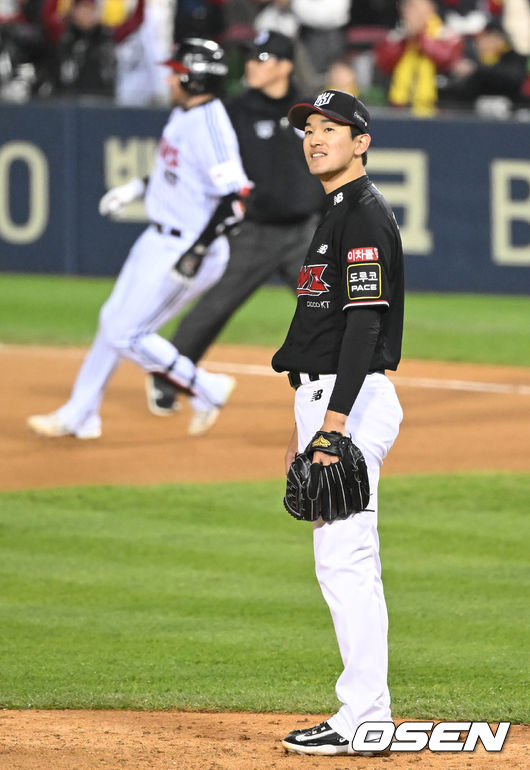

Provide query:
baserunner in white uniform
left=28, top=38, right=250, bottom=440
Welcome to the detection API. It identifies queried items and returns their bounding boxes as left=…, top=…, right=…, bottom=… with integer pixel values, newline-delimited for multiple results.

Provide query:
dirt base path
left=1, top=344, right=529, bottom=490
left=0, top=711, right=527, bottom=769
left=1, top=344, right=528, bottom=768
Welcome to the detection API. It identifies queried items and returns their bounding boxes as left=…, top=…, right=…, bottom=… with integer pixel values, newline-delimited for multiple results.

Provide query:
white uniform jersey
left=145, top=98, right=249, bottom=237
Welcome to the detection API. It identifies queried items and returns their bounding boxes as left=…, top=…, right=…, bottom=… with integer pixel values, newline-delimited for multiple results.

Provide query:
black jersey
left=226, top=87, right=323, bottom=224
left=272, top=175, right=404, bottom=375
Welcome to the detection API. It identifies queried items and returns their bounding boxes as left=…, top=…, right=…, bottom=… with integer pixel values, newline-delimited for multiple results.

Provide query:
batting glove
left=98, top=178, right=146, bottom=217
left=171, top=243, right=207, bottom=284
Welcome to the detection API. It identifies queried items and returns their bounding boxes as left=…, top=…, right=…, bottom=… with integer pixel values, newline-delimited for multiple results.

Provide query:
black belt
left=288, top=372, right=320, bottom=389
left=152, top=222, right=182, bottom=238
left=288, top=370, right=385, bottom=390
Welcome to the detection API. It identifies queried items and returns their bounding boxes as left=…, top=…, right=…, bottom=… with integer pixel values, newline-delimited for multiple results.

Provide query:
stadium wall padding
left=0, top=101, right=529, bottom=293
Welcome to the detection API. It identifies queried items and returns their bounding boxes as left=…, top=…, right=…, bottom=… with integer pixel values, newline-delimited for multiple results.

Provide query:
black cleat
left=145, top=373, right=180, bottom=416
left=282, top=721, right=352, bottom=755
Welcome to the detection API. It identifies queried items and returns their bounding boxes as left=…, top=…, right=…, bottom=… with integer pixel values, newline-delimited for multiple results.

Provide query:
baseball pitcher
left=273, top=89, right=405, bottom=756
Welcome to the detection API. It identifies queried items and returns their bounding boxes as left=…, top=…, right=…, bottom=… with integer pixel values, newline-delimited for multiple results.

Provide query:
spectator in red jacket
left=375, top=0, right=463, bottom=114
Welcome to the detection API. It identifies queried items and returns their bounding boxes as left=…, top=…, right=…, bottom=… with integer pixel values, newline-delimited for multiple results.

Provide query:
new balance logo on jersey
left=311, top=389, right=324, bottom=402
left=297, top=264, right=330, bottom=296
left=317, top=243, right=328, bottom=254
left=333, top=192, right=343, bottom=205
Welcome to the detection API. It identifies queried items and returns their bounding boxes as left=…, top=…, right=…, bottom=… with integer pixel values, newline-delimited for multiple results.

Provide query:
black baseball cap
left=288, top=89, right=370, bottom=134
left=247, top=30, right=294, bottom=62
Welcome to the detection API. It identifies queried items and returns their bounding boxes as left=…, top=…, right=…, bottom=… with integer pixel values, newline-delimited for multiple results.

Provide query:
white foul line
left=203, top=361, right=530, bottom=396
left=2, top=345, right=529, bottom=396
left=391, top=376, right=530, bottom=396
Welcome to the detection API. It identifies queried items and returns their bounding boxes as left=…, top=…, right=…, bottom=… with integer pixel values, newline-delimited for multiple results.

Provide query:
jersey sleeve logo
left=347, top=263, right=381, bottom=301
left=347, top=247, right=379, bottom=262
left=297, top=264, right=330, bottom=296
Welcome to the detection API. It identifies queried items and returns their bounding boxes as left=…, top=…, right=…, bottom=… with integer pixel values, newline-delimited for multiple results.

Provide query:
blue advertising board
left=0, top=100, right=529, bottom=293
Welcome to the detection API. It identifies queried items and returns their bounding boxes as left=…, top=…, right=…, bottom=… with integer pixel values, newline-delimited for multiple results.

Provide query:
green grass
left=0, top=473, right=528, bottom=721
left=403, top=293, right=530, bottom=366
left=1, top=273, right=529, bottom=365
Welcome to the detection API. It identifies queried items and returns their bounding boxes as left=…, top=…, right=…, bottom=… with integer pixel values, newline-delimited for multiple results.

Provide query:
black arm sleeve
left=193, top=192, right=245, bottom=251
left=327, top=308, right=382, bottom=416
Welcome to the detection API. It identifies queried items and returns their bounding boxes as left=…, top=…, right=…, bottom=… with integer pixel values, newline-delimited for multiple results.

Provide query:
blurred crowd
left=1, top=0, right=529, bottom=116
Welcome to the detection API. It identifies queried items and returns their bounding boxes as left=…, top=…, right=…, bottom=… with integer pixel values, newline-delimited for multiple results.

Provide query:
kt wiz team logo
left=297, top=264, right=330, bottom=296
left=314, top=91, right=334, bottom=107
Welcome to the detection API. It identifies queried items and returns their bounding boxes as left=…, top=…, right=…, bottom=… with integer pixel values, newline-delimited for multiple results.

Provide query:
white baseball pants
left=294, top=371, right=403, bottom=741
left=57, top=226, right=229, bottom=434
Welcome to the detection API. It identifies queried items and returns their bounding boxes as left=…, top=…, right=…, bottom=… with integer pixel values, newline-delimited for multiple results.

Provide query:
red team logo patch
left=347, top=247, right=379, bottom=262
left=297, top=264, right=330, bottom=296
left=159, top=137, right=179, bottom=168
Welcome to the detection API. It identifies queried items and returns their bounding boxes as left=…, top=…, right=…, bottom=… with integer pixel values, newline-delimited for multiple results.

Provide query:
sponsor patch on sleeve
left=346, top=262, right=381, bottom=301
left=347, top=246, right=379, bottom=262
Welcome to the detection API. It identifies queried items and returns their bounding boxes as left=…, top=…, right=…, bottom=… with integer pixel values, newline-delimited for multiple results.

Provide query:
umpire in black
left=146, top=30, right=323, bottom=419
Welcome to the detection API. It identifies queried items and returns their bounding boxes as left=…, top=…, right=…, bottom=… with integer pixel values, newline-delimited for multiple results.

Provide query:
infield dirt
left=0, top=343, right=528, bottom=769
left=2, top=343, right=530, bottom=489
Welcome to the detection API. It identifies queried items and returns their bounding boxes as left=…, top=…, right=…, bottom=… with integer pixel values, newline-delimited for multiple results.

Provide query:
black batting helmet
left=162, top=38, right=228, bottom=96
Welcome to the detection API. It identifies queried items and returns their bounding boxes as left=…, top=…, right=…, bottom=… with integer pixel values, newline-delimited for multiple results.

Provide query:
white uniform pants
left=57, top=226, right=229, bottom=433
left=294, top=372, right=403, bottom=741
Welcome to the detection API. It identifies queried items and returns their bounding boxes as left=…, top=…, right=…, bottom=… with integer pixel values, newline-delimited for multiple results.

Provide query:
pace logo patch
left=347, top=247, right=379, bottom=262
left=347, top=263, right=381, bottom=301
left=297, top=264, right=330, bottom=296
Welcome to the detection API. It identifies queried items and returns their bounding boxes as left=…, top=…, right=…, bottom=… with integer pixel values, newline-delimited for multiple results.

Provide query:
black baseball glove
left=284, top=431, right=370, bottom=522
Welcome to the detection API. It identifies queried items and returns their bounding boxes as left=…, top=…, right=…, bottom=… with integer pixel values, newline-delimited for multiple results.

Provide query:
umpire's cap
left=288, top=89, right=370, bottom=134
left=247, top=30, right=295, bottom=62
